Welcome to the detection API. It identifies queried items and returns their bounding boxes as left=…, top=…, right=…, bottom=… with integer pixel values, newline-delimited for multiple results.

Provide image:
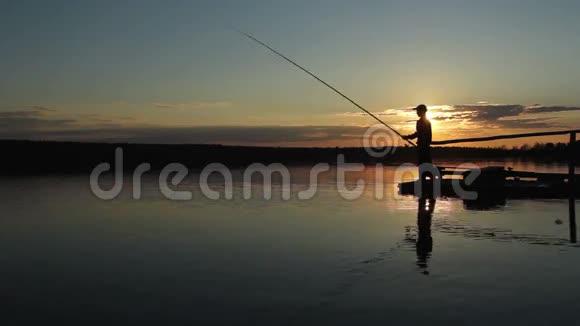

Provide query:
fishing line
left=238, top=30, right=416, bottom=147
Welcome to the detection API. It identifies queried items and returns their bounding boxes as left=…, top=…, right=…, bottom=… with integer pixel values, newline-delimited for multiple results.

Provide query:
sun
left=424, top=110, right=443, bottom=135
left=425, top=110, right=432, bottom=120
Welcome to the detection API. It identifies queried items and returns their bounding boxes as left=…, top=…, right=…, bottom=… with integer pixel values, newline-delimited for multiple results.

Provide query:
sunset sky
left=1, top=0, right=579, bottom=147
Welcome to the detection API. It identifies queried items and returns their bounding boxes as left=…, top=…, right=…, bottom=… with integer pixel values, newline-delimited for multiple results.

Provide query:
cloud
left=340, top=102, right=579, bottom=131
left=0, top=105, right=365, bottom=144
left=488, top=118, right=562, bottom=129
left=154, top=101, right=231, bottom=110
left=430, top=103, right=577, bottom=129
left=524, top=105, right=580, bottom=114
left=438, top=103, right=580, bottom=118
left=31, top=106, right=58, bottom=112
left=341, top=108, right=399, bottom=117
left=0, top=109, right=76, bottom=130
left=78, top=113, right=120, bottom=124
left=0, top=110, right=43, bottom=118
left=0, top=102, right=576, bottom=145
left=0, top=124, right=373, bottom=145
left=450, top=104, right=525, bottom=121
left=130, top=125, right=363, bottom=144
left=0, top=107, right=133, bottom=134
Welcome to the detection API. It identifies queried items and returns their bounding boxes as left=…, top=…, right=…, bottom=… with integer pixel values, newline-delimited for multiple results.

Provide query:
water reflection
left=461, top=194, right=576, bottom=243
left=404, top=194, right=577, bottom=276
left=405, top=197, right=436, bottom=275
left=416, top=197, right=435, bottom=274
left=463, top=195, right=506, bottom=210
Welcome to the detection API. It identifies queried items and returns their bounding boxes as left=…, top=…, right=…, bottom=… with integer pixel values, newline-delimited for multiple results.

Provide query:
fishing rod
left=238, top=31, right=416, bottom=147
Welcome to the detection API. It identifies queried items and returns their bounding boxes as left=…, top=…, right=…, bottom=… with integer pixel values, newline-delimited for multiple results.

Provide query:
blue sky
left=1, top=0, right=579, bottom=146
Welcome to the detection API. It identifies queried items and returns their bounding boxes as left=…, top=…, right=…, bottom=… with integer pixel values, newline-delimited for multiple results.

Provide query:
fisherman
left=403, top=104, right=435, bottom=197
left=402, top=104, right=432, bottom=164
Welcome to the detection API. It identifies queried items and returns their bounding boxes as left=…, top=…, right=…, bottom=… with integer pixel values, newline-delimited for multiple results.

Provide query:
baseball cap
left=412, top=104, right=427, bottom=111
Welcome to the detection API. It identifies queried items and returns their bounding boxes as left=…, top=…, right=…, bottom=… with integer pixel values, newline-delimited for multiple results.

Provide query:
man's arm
left=403, top=121, right=419, bottom=140
left=403, top=132, right=418, bottom=140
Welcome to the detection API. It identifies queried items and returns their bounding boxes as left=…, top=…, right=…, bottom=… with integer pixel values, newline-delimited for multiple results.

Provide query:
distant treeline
left=0, top=139, right=578, bottom=174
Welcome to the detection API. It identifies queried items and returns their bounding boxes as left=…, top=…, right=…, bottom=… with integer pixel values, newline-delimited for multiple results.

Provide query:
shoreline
left=0, top=139, right=577, bottom=175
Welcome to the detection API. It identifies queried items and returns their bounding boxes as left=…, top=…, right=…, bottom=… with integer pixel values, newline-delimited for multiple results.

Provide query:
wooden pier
left=404, top=129, right=579, bottom=242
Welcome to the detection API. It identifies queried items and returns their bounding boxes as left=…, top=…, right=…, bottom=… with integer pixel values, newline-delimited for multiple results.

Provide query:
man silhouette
left=403, top=104, right=435, bottom=197
left=403, top=104, right=432, bottom=164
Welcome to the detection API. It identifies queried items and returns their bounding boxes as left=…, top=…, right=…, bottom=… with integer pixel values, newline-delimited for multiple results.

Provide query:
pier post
left=569, top=131, right=576, bottom=243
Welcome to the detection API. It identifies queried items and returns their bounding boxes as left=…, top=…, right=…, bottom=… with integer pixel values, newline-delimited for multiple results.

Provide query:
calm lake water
left=1, top=161, right=578, bottom=324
